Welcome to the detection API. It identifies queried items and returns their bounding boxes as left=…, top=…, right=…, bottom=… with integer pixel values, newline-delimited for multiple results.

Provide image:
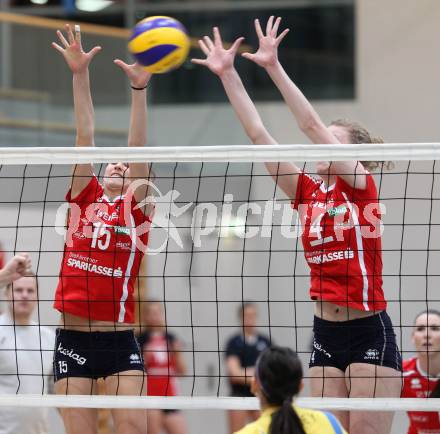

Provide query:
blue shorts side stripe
left=324, top=411, right=343, bottom=434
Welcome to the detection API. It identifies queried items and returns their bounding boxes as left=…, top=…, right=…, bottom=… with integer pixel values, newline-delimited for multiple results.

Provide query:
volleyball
left=128, top=16, right=190, bottom=74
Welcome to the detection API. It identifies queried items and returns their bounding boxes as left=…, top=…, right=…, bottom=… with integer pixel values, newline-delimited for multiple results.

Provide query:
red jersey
left=138, top=331, right=178, bottom=396
left=402, top=357, right=440, bottom=434
left=54, top=175, right=152, bottom=323
left=292, top=172, right=386, bottom=311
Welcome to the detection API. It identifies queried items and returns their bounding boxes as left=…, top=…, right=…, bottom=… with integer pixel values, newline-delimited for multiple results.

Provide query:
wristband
left=130, top=84, right=148, bottom=90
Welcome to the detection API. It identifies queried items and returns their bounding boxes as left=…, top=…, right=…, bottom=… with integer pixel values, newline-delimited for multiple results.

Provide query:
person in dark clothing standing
left=225, top=303, right=271, bottom=433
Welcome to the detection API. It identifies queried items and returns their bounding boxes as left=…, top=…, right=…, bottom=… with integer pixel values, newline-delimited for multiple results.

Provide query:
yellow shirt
left=235, top=405, right=348, bottom=434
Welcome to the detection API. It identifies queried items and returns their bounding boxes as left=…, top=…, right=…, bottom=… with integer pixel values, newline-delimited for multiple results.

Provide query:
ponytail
left=255, top=347, right=306, bottom=434
left=269, top=398, right=306, bottom=434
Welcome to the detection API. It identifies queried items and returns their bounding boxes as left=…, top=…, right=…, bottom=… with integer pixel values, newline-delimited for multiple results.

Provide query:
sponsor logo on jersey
left=411, top=414, right=430, bottom=422
left=73, top=231, right=87, bottom=239
left=311, top=202, right=329, bottom=209
left=116, top=241, right=131, bottom=250
left=306, top=249, right=354, bottom=264
left=411, top=378, right=422, bottom=389
left=114, top=226, right=131, bottom=236
left=66, top=258, right=123, bottom=278
left=57, top=343, right=87, bottom=365
left=364, top=348, right=380, bottom=361
left=328, top=205, right=347, bottom=217
left=95, top=209, right=120, bottom=222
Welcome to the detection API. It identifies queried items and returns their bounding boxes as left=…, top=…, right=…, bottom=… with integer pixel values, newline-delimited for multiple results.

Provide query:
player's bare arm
left=192, top=26, right=300, bottom=200
left=52, top=24, right=101, bottom=198
left=114, top=60, right=154, bottom=209
left=244, top=16, right=367, bottom=189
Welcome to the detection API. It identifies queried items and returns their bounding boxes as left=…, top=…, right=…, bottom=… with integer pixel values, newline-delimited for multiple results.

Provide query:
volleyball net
left=0, top=143, right=439, bottom=412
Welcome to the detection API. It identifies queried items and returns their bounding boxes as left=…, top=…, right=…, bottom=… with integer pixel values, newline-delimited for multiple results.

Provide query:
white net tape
left=0, top=396, right=438, bottom=412
left=0, top=143, right=439, bottom=164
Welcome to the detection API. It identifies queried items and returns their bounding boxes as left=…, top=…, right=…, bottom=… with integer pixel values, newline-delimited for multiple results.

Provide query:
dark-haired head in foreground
left=233, top=346, right=346, bottom=434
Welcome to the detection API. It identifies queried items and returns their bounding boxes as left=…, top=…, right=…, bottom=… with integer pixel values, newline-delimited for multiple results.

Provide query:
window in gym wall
left=151, top=5, right=355, bottom=104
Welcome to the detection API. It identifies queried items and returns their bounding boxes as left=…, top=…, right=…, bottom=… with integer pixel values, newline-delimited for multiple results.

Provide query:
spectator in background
left=225, top=303, right=271, bottom=433
left=137, top=300, right=188, bottom=434
left=402, top=310, right=440, bottom=433
left=0, top=271, right=55, bottom=434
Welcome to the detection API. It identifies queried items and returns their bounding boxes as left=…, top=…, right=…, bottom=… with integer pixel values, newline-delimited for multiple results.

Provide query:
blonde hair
left=330, top=119, right=393, bottom=171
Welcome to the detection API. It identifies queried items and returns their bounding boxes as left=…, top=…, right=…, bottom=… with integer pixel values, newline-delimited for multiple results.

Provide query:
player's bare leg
left=163, top=410, right=188, bottom=434
left=55, top=377, right=99, bottom=434
left=105, top=370, right=147, bottom=434
left=346, top=363, right=402, bottom=434
left=147, top=409, right=163, bottom=434
left=309, top=366, right=349, bottom=430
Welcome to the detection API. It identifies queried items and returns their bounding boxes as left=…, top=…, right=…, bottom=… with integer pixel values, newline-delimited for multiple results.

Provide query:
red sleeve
left=129, top=194, right=155, bottom=224
left=335, top=172, right=378, bottom=203
left=292, top=171, right=321, bottom=210
left=66, top=175, right=103, bottom=206
left=402, top=358, right=412, bottom=371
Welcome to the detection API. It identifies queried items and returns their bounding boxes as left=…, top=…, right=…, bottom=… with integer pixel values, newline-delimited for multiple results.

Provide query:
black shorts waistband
left=313, top=311, right=389, bottom=329
left=57, top=328, right=135, bottom=339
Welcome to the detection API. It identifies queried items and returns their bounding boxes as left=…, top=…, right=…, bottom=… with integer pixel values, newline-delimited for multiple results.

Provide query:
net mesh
left=0, top=144, right=439, bottom=411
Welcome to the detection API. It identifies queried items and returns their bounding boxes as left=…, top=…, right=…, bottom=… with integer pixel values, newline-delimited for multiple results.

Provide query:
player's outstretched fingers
left=56, top=29, right=69, bottom=48
left=74, top=24, right=82, bottom=45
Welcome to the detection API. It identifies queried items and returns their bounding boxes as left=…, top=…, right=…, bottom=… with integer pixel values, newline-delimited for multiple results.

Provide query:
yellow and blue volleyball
left=128, top=16, right=190, bottom=74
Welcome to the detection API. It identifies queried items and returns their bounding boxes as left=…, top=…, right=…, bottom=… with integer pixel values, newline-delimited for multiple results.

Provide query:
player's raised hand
left=1, top=253, right=32, bottom=284
left=191, top=27, right=244, bottom=77
left=52, top=24, right=101, bottom=73
left=242, top=16, right=289, bottom=68
left=113, top=60, right=152, bottom=89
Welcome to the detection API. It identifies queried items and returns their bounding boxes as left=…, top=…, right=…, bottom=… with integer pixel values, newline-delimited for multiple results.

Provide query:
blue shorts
left=53, top=328, right=145, bottom=381
left=309, top=311, right=402, bottom=372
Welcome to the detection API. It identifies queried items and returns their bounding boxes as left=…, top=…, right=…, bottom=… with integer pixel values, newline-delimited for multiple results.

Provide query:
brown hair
left=238, top=302, right=257, bottom=318
left=330, top=119, right=393, bottom=172
left=414, top=309, right=440, bottom=324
